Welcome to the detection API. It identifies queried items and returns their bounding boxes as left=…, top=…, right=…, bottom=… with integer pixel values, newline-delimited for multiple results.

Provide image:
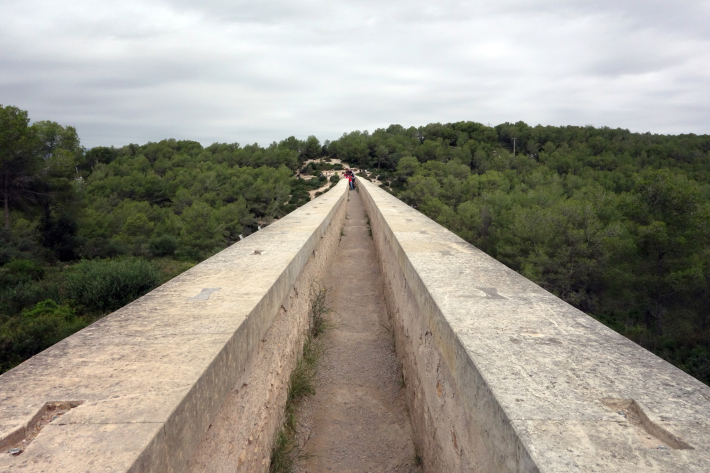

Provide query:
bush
left=81, top=238, right=128, bottom=259
left=0, top=259, right=44, bottom=285
left=22, top=299, right=74, bottom=319
left=0, top=300, right=87, bottom=373
left=149, top=235, right=178, bottom=257
left=65, top=258, right=160, bottom=313
left=151, top=258, right=196, bottom=284
left=680, top=345, right=710, bottom=385
left=288, top=187, right=311, bottom=209
left=0, top=280, right=61, bottom=315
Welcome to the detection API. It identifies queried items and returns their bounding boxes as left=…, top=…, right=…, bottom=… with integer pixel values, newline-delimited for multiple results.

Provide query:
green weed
left=269, top=429, right=298, bottom=473
left=269, top=284, right=332, bottom=473
left=364, top=214, right=372, bottom=237
left=309, top=283, right=333, bottom=338
left=65, top=258, right=160, bottom=313
left=380, top=322, right=395, bottom=346
left=413, top=442, right=423, bottom=467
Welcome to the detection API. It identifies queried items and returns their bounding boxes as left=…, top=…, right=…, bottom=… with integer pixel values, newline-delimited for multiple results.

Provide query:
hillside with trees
left=0, top=105, right=330, bottom=372
left=1, top=104, right=709, bottom=386
left=329, top=122, right=710, bottom=385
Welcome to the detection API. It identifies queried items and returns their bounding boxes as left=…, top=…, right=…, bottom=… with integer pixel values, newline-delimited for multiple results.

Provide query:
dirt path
left=296, top=189, right=419, bottom=472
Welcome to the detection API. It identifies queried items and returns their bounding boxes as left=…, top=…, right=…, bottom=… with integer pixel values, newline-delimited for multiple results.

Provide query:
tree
left=33, top=120, right=81, bottom=162
left=627, top=170, right=707, bottom=335
left=0, top=107, right=80, bottom=230
left=301, top=136, right=322, bottom=161
left=375, top=145, right=389, bottom=169
left=0, top=105, right=43, bottom=229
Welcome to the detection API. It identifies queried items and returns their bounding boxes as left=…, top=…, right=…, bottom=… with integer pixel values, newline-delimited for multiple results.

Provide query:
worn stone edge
left=357, top=178, right=548, bottom=472
left=131, top=180, right=349, bottom=472
left=0, top=181, right=348, bottom=473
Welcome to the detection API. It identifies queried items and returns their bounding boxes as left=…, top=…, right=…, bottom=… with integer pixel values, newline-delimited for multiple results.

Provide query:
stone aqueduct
left=1, top=179, right=709, bottom=472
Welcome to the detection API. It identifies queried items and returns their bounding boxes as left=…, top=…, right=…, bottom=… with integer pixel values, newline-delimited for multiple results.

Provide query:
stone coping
left=0, top=180, right=348, bottom=472
left=357, top=178, right=710, bottom=472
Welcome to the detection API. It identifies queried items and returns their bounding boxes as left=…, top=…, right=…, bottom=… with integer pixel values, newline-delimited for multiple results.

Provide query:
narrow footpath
left=296, top=189, right=419, bottom=472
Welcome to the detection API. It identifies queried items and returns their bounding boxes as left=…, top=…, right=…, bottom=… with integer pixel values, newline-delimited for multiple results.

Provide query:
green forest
left=1, top=104, right=709, bottom=387
left=329, top=122, right=710, bottom=385
left=0, top=105, right=332, bottom=372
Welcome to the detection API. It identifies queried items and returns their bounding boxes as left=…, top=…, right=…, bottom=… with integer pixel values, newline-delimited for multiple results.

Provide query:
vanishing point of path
left=297, top=189, right=419, bottom=472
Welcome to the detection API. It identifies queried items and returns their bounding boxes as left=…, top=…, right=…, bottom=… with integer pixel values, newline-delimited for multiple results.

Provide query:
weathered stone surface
left=4, top=176, right=710, bottom=472
left=185, top=183, right=347, bottom=473
left=357, top=178, right=710, bottom=473
left=0, top=181, right=348, bottom=472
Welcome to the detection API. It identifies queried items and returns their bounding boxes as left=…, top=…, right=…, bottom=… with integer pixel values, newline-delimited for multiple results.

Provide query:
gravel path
left=296, top=189, right=419, bottom=473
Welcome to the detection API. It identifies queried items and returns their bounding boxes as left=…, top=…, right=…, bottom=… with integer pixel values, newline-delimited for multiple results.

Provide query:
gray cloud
left=1, top=0, right=708, bottom=148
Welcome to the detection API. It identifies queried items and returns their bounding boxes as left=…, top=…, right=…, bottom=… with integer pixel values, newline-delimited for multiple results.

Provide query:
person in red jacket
left=344, top=169, right=355, bottom=190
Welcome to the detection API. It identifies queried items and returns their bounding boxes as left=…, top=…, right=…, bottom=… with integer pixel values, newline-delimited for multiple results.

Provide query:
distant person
left=344, top=169, right=355, bottom=190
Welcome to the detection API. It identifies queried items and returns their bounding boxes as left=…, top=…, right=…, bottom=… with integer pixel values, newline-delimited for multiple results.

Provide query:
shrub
left=65, top=258, right=160, bottom=313
left=680, top=345, right=710, bottom=385
left=0, top=280, right=61, bottom=315
left=22, top=299, right=75, bottom=319
left=0, top=259, right=44, bottom=285
left=149, top=235, right=178, bottom=257
left=81, top=238, right=128, bottom=259
left=0, top=300, right=86, bottom=373
left=151, top=258, right=196, bottom=284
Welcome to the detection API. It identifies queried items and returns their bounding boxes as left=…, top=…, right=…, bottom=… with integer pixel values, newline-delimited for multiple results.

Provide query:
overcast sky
left=1, top=0, right=709, bottom=148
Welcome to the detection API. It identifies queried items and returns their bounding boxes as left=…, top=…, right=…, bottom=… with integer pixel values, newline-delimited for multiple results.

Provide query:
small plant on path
left=413, top=441, right=423, bottom=467
left=269, top=283, right=333, bottom=473
left=309, top=283, right=334, bottom=338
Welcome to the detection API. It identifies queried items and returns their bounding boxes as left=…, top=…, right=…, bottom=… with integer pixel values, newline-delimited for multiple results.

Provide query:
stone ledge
left=357, top=178, right=710, bottom=473
left=0, top=180, right=348, bottom=473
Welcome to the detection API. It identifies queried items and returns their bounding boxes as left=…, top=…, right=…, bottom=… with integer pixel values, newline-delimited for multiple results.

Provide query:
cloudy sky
left=1, top=0, right=709, bottom=148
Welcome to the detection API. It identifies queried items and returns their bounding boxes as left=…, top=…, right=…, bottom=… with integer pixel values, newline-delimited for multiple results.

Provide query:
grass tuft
left=269, top=430, right=298, bottom=473
left=288, top=336, right=320, bottom=404
left=309, top=283, right=333, bottom=338
left=414, top=453, right=423, bottom=467
left=413, top=441, right=423, bottom=467
left=269, top=283, right=333, bottom=473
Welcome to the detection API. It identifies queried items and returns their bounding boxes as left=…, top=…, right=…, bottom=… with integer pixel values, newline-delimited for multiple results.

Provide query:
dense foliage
left=2, top=103, right=709, bottom=385
left=0, top=104, right=329, bottom=372
left=329, top=122, right=710, bottom=385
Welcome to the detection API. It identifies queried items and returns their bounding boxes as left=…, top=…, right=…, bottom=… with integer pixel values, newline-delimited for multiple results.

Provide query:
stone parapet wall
left=0, top=181, right=348, bottom=473
left=185, top=183, right=348, bottom=472
left=357, top=178, right=710, bottom=473
left=4, top=175, right=710, bottom=473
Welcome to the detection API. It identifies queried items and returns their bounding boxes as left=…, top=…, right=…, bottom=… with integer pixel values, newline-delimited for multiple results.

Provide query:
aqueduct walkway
left=1, top=179, right=710, bottom=472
